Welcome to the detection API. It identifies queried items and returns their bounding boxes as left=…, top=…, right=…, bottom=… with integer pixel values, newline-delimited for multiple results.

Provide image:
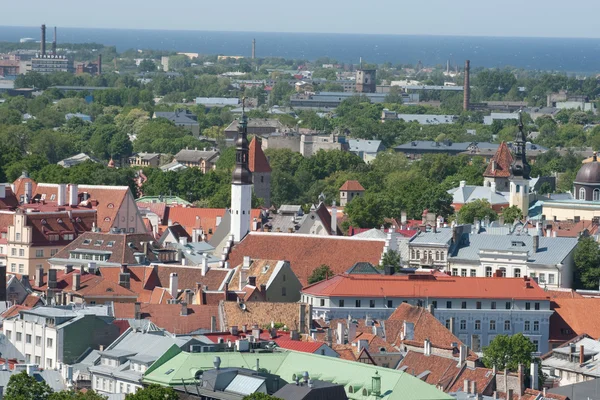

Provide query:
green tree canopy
left=501, top=206, right=523, bottom=224
left=574, top=236, right=600, bottom=290
left=4, top=371, right=53, bottom=400
left=457, top=199, right=498, bottom=224
left=124, top=384, right=178, bottom=400
left=308, top=265, right=333, bottom=284
left=482, top=333, right=535, bottom=372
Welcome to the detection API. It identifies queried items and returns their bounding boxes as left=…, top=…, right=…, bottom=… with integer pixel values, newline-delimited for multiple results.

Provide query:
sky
left=2, top=0, right=600, bottom=38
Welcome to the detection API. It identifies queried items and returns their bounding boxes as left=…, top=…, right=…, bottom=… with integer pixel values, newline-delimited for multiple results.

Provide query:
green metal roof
left=143, top=347, right=451, bottom=400
left=136, top=196, right=191, bottom=205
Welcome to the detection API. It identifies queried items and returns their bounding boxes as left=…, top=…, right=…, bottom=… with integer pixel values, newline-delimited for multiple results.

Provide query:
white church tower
left=230, top=108, right=252, bottom=242
left=509, top=112, right=531, bottom=217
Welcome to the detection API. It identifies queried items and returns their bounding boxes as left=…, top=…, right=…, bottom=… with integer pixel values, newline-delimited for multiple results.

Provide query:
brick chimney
left=180, top=302, right=189, bottom=316
left=72, top=273, right=81, bottom=291
left=134, top=302, right=141, bottom=319
left=48, top=269, right=57, bottom=289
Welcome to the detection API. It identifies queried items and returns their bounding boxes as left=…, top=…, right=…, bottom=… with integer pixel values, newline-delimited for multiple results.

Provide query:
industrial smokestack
left=52, top=26, right=57, bottom=55
left=97, top=54, right=102, bottom=75
left=41, top=24, right=47, bottom=56
left=463, top=60, right=470, bottom=111
left=252, top=39, right=256, bottom=59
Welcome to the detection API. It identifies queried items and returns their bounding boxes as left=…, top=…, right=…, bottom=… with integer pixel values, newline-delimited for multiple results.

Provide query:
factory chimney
left=97, top=54, right=102, bottom=75
left=252, top=39, right=256, bottom=59
left=41, top=24, right=47, bottom=56
left=463, top=60, right=470, bottom=111
left=52, top=26, right=57, bottom=55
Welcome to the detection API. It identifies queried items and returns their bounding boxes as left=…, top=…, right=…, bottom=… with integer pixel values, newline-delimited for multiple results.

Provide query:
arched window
left=416, top=250, right=420, bottom=259
left=580, top=187, right=586, bottom=200
left=594, top=189, right=600, bottom=201
left=411, top=249, right=415, bottom=259
left=435, top=251, right=440, bottom=261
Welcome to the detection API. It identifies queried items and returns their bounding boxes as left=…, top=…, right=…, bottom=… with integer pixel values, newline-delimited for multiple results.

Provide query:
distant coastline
left=1, top=25, right=600, bottom=73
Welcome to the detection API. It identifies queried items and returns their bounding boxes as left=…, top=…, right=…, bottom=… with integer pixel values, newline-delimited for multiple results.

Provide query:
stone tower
left=230, top=110, right=253, bottom=242
left=248, top=137, right=271, bottom=207
left=509, top=113, right=531, bottom=216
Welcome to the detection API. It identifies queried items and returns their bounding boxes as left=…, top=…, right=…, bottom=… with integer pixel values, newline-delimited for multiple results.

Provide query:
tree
left=4, top=371, right=52, bottom=400
left=49, top=390, right=107, bottom=400
left=138, top=59, right=157, bottom=72
left=308, top=264, right=333, bottom=284
left=380, top=250, right=401, bottom=272
left=574, top=236, right=600, bottom=289
left=124, top=384, right=178, bottom=400
left=502, top=206, right=523, bottom=224
left=242, top=394, right=283, bottom=400
left=456, top=199, right=498, bottom=224
left=482, top=333, right=535, bottom=372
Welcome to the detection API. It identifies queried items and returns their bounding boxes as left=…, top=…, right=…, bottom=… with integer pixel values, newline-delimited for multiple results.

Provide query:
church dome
left=575, top=153, right=600, bottom=184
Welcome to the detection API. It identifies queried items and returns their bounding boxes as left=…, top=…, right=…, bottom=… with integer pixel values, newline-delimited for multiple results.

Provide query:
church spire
left=510, top=111, right=531, bottom=180
left=232, top=99, right=252, bottom=185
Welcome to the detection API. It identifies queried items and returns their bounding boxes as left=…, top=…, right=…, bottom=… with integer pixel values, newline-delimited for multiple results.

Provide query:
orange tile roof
left=68, top=276, right=138, bottom=298
left=248, top=137, right=271, bottom=173
left=1, top=304, right=31, bottom=319
left=302, top=274, right=549, bottom=301
left=229, top=259, right=281, bottom=291
left=550, top=298, right=600, bottom=343
left=12, top=175, right=37, bottom=200
left=155, top=265, right=230, bottom=292
left=521, top=389, right=567, bottom=400
left=222, top=301, right=310, bottom=332
left=339, top=180, right=365, bottom=191
left=447, top=365, right=496, bottom=393
left=228, top=233, right=385, bottom=285
left=166, top=207, right=262, bottom=239
left=273, top=339, right=324, bottom=353
left=113, top=302, right=219, bottom=334
left=100, top=266, right=157, bottom=303
left=22, top=294, right=42, bottom=308
left=483, top=141, right=513, bottom=178
left=148, top=287, right=174, bottom=304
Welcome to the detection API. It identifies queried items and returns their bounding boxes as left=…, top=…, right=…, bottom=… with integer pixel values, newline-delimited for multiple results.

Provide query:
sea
left=2, top=26, right=600, bottom=73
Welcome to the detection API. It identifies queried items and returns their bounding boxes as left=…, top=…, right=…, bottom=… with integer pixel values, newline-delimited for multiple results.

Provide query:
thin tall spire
left=510, top=110, right=531, bottom=179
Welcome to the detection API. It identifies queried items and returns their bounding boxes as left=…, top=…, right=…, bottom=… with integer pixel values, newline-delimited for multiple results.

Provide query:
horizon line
left=2, top=24, right=600, bottom=41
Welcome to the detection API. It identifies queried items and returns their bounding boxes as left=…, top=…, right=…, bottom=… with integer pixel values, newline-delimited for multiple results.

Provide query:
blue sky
left=2, top=0, right=600, bottom=38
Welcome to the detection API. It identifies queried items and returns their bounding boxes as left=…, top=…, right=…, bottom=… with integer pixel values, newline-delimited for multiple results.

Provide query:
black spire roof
left=232, top=102, right=252, bottom=185
left=510, top=111, right=531, bottom=180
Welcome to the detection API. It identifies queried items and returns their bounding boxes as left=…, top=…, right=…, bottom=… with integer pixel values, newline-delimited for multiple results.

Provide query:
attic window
left=107, top=241, right=115, bottom=247
left=165, top=369, right=175, bottom=375
left=104, top=217, right=111, bottom=222
left=41, top=219, right=47, bottom=225
left=57, top=218, right=63, bottom=224
left=106, top=288, right=113, bottom=292
left=94, top=240, right=104, bottom=246
left=107, top=203, right=114, bottom=209
left=511, top=241, right=525, bottom=247
left=76, top=217, right=82, bottom=223
left=82, top=239, right=92, bottom=245
left=50, top=194, right=56, bottom=201
left=262, top=265, right=270, bottom=274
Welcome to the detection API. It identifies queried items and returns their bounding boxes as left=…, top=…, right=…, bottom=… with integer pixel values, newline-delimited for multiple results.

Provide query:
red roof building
left=248, top=137, right=271, bottom=173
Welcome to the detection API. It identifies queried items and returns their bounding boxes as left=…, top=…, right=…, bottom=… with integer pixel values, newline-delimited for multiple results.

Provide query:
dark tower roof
left=575, top=152, right=600, bottom=184
left=232, top=108, right=252, bottom=185
left=509, top=112, right=531, bottom=180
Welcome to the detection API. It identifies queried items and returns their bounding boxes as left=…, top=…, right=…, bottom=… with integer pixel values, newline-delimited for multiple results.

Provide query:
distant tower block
left=252, top=39, right=256, bottom=59
left=463, top=60, right=471, bottom=111
left=52, top=26, right=57, bottom=55
left=356, top=67, right=376, bottom=93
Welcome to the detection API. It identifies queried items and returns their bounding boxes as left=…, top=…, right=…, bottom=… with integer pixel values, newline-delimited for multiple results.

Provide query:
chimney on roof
left=530, top=362, right=539, bottom=390
left=470, top=381, right=477, bottom=395
left=57, top=184, right=67, bottom=206
left=424, top=338, right=431, bottom=356
left=35, top=266, right=44, bottom=287
left=119, top=272, right=130, bottom=289
left=65, top=265, right=73, bottom=274
left=459, top=180, right=466, bottom=188
left=185, top=289, right=193, bottom=305
left=490, top=181, right=497, bottom=193
left=169, top=272, right=178, bottom=298
left=0, top=183, right=5, bottom=199
left=357, top=339, right=369, bottom=353
left=48, top=269, right=57, bottom=289
left=201, top=257, right=208, bottom=276
left=224, top=282, right=229, bottom=301
left=134, top=302, right=141, bottom=319
left=121, top=264, right=128, bottom=273
left=463, top=60, right=470, bottom=111
left=337, top=322, right=344, bottom=344
left=239, top=267, right=248, bottom=291
left=68, top=184, right=78, bottom=207
left=464, top=379, right=470, bottom=394
left=458, top=344, right=467, bottom=366
left=211, top=315, right=217, bottom=332
left=180, top=302, right=189, bottom=316
left=290, top=330, right=299, bottom=341
left=533, top=235, right=539, bottom=253
left=243, top=256, right=251, bottom=268
left=72, top=273, right=81, bottom=291
left=580, top=345, right=585, bottom=367
left=427, top=303, right=434, bottom=316
left=24, top=181, right=32, bottom=204
left=449, top=317, right=455, bottom=335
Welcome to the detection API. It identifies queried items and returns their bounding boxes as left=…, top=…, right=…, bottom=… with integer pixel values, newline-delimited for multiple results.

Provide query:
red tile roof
left=100, top=266, right=157, bottom=302
left=273, top=339, right=325, bottom=353
left=30, top=270, right=98, bottom=291
left=137, top=202, right=168, bottom=224
left=155, top=265, right=230, bottom=292
left=398, top=351, right=460, bottom=390
left=339, top=180, right=365, bottom=191
left=12, top=175, right=37, bottom=200
left=166, top=207, right=262, bottom=240
left=32, top=184, right=131, bottom=233
left=521, top=389, right=567, bottom=400
left=302, top=273, right=549, bottom=301
left=483, top=142, right=513, bottom=178
left=1, top=304, right=31, bottom=319
left=228, top=233, right=385, bottom=285
left=248, top=137, right=271, bottom=173
left=22, top=294, right=42, bottom=308
left=0, top=188, right=18, bottom=210
left=113, top=302, right=219, bottom=334
left=20, top=209, right=96, bottom=247
left=550, top=298, right=600, bottom=343
left=446, top=365, right=496, bottom=394
left=385, top=304, right=472, bottom=353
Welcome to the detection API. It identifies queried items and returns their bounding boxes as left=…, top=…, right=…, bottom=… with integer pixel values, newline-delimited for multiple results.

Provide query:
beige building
left=128, top=153, right=161, bottom=168
left=339, top=180, right=365, bottom=207
left=230, top=257, right=303, bottom=303
left=173, top=149, right=219, bottom=173
left=6, top=209, right=96, bottom=276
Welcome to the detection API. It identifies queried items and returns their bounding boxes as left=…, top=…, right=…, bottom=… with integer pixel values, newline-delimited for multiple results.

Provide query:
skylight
left=106, top=241, right=115, bottom=247
left=82, top=239, right=92, bottom=245
left=165, top=369, right=175, bottom=375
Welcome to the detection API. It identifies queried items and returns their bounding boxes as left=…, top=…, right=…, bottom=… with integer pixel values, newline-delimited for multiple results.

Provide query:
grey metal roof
left=410, top=229, right=454, bottom=245
left=160, top=160, right=188, bottom=172
left=452, top=234, right=578, bottom=265
left=354, top=229, right=387, bottom=239
left=549, top=378, right=600, bottom=399
left=195, top=97, right=239, bottom=106
left=396, top=114, right=457, bottom=125
left=154, top=111, right=199, bottom=125
left=395, top=141, right=470, bottom=152
left=0, top=333, right=24, bottom=361
left=447, top=185, right=510, bottom=206
left=348, top=139, right=385, bottom=154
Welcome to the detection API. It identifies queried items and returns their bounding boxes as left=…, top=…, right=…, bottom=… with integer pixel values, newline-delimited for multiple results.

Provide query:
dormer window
left=50, top=194, right=56, bottom=201
left=41, top=219, right=47, bottom=225
left=82, top=239, right=92, bottom=245
left=63, top=234, right=74, bottom=241
left=107, top=241, right=115, bottom=247
left=94, top=240, right=103, bottom=246
left=104, top=217, right=111, bottom=222
left=107, top=203, right=114, bottom=209
left=57, top=218, right=63, bottom=224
